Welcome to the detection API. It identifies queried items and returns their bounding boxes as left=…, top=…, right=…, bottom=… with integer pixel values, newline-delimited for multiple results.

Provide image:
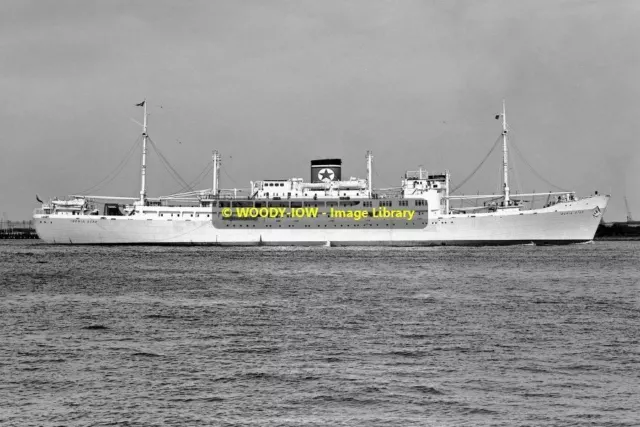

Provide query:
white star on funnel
left=318, top=168, right=335, bottom=182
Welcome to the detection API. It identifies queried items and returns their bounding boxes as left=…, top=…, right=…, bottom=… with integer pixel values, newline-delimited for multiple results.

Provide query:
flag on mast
left=135, top=100, right=145, bottom=107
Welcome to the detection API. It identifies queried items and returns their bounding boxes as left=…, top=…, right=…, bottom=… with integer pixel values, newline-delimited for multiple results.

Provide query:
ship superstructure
left=34, top=101, right=609, bottom=245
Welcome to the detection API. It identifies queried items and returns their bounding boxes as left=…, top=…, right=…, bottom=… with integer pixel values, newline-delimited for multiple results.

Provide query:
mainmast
left=212, top=150, right=221, bottom=196
left=366, top=150, right=373, bottom=197
left=500, top=100, right=510, bottom=204
left=139, top=100, right=148, bottom=204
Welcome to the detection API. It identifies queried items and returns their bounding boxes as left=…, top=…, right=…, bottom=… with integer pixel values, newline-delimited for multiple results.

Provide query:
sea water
left=1, top=241, right=638, bottom=426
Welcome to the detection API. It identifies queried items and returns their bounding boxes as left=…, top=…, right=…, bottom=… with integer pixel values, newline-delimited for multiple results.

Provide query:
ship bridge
left=251, top=177, right=369, bottom=200
left=401, top=169, right=449, bottom=215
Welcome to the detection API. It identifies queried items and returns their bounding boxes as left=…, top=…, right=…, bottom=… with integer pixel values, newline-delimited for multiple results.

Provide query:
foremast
left=500, top=99, right=510, bottom=205
left=139, top=100, right=148, bottom=205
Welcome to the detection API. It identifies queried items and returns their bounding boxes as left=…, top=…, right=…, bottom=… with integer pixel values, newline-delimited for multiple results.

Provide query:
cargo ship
left=33, top=101, right=609, bottom=245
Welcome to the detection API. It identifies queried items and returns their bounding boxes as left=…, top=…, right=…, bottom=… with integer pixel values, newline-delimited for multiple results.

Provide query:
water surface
left=1, top=241, right=638, bottom=426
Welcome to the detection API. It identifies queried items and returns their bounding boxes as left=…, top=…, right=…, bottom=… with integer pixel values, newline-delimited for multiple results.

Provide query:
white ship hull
left=34, top=195, right=609, bottom=246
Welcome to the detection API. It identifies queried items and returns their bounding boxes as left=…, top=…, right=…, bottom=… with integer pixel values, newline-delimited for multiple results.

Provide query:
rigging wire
left=509, top=138, right=523, bottom=197
left=508, top=133, right=568, bottom=192
left=189, top=163, right=214, bottom=188
left=173, top=162, right=213, bottom=194
left=77, top=135, right=142, bottom=195
left=147, top=137, right=194, bottom=193
left=222, top=167, right=238, bottom=186
left=511, top=164, right=521, bottom=198
left=222, top=155, right=240, bottom=186
left=373, top=168, right=394, bottom=190
left=451, top=135, right=502, bottom=194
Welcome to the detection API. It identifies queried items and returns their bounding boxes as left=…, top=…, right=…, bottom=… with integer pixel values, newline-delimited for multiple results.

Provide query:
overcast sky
left=1, top=0, right=639, bottom=220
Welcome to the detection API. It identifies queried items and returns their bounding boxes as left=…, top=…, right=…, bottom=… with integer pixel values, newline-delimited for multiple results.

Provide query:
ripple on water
left=0, top=240, right=639, bottom=426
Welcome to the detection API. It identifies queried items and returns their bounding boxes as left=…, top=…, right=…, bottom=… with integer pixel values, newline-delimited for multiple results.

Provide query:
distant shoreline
left=595, top=237, right=640, bottom=241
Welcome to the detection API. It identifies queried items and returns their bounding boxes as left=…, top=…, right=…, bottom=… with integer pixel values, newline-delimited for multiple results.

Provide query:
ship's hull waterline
left=34, top=196, right=609, bottom=246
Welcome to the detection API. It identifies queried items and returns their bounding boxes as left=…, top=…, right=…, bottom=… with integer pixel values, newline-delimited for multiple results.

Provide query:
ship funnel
left=311, top=159, right=342, bottom=183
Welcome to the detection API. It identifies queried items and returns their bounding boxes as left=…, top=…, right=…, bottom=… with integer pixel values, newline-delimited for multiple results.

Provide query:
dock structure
left=595, top=221, right=640, bottom=240
left=0, top=220, right=39, bottom=239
